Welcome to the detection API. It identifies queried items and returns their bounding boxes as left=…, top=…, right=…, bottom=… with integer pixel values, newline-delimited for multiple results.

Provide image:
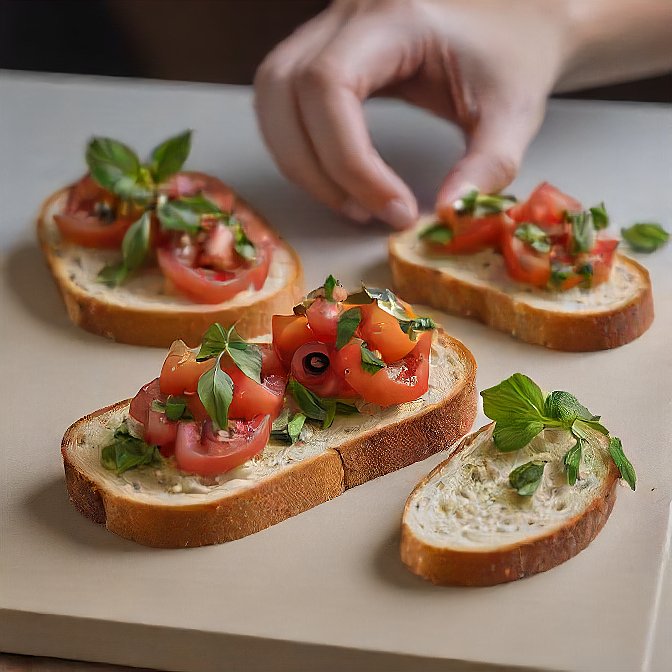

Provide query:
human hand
left=254, top=0, right=572, bottom=228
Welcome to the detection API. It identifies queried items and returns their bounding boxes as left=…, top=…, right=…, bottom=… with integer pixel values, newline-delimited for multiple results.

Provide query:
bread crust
left=37, top=174, right=304, bottom=347
left=61, top=333, right=477, bottom=548
left=389, top=236, right=654, bottom=351
left=400, top=425, right=620, bottom=586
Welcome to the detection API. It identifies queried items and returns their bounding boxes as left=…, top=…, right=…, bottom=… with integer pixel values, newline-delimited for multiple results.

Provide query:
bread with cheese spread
left=389, top=221, right=653, bottom=351
left=37, top=173, right=304, bottom=347
left=61, top=331, right=477, bottom=548
left=400, top=423, right=619, bottom=586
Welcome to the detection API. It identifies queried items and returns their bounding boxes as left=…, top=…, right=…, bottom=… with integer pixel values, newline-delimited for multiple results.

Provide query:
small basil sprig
left=157, top=193, right=224, bottom=236
left=197, top=353, right=234, bottom=430
left=336, top=307, right=361, bottom=349
left=509, top=461, right=546, bottom=496
left=197, top=323, right=262, bottom=384
left=454, top=190, right=517, bottom=217
left=151, top=396, right=193, bottom=421
left=100, top=425, right=162, bottom=475
left=360, top=343, right=385, bottom=375
left=481, top=373, right=636, bottom=491
left=287, top=380, right=358, bottom=430
left=621, top=222, right=669, bottom=253
left=419, top=223, right=453, bottom=245
left=514, top=223, right=551, bottom=254
left=270, top=410, right=307, bottom=445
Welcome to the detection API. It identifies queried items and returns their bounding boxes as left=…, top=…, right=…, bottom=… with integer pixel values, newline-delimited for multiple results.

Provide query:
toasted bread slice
left=62, top=331, right=477, bottom=548
left=389, top=222, right=654, bottom=351
left=37, top=173, right=303, bottom=347
left=401, top=423, right=619, bottom=586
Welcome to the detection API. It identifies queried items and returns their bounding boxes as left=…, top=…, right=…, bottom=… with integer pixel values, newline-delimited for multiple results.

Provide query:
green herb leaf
left=157, top=194, right=223, bottom=235
left=336, top=307, right=361, bottom=349
left=360, top=343, right=385, bottom=375
left=322, top=400, right=337, bottom=430
left=363, top=286, right=435, bottom=340
left=197, top=354, right=234, bottom=430
left=100, top=426, right=161, bottom=475
left=621, top=222, right=669, bottom=253
left=563, top=438, right=583, bottom=486
left=229, top=215, right=256, bottom=261
left=577, top=262, right=593, bottom=289
left=514, top=223, right=551, bottom=254
left=196, top=323, right=261, bottom=383
left=196, top=322, right=230, bottom=360
left=149, top=130, right=192, bottom=183
left=96, top=262, right=128, bottom=287
left=493, top=420, right=545, bottom=452
left=165, top=396, right=189, bottom=421
left=227, top=342, right=262, bottom=384
left=288, top=412, right=307, bottom=442
left=122, top=210, right=152, bottom=271
left=270, top=411, right=307, bottom=444
left=419, top=222, right=453, bottom=245
left=544, top=390, right=594, bottom=426
left=454, top=190, right=517, bottom=217
left=323, top=275, right=338, bottom=302
left=589, top=203, right=609, bottom=230
left=287, top=380, right=358, bottom=429
left=86, top=136, right=152, bottom=202
left=608, top=437, right=636, bottom=490
left=550, top=261, right=574, bottom=288
left=481, top=373, right=547, bottom=424
left=509, top=460, right=546, bottom=496
left=566, top=211, right=595, bottom=254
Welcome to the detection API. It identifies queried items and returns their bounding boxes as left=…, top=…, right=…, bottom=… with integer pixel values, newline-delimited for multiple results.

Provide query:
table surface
left=0, top=71, right=671, bottom=672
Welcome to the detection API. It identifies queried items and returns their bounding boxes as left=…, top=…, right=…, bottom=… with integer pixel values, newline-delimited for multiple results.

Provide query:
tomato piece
left=174, top=415, right=271, bottom=476
left=290, top=342, right=357, bottom=398
left=578, top=238, right=619, bottom=287
left=334, top=333, right=431, bottom=407
left=272, top=315, right=315, bottom=367
left=430, top=210, right=506, bottom=255
left=161, top=172, right=236, bottom=213
left=160, top=340, right=214, bottom=396
left=54, top=213, right=134, bottom=248
left=508, top=182, right=582, bottom=228
left=129, top=378, right=163, bottom=426
left=306, top=298, right=344, bottom=343
left=501, top=223, right=551, bottom=288
left=145, top=409, right=178, bottom=448
left=261, top=344, right=287, bottom=377
left=358, top=304, right=416, bottom=362
left=157, top=242, right=272, bottom=304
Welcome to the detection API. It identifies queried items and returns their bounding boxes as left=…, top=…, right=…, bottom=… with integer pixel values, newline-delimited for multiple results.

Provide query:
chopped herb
left=363, top=285, right=435, bottom=340
left=566, top=211, right=595, bottom=254
left=509, top=460, right=546, bottom=496
left=100, top=425, right=161, bottom=475
left=577, top=262, right=593, bottom=289
left=157, top=193, right=224, bottom=236
left=563, top=439, right=583, bottom=486
left=419, top=222, right=453, bottom=245
left=589, top=203, right=609, bottom=230
left=323, top=275, right=338, bottom=302
left=360, top=343, right=385, bottom=375
left=608, top=437, right=636, bottom=490
left=621, top=222, right=669, bottom=253
left=514, top=223, right=551, bottom=254
left=454, top=190, right=517, bottom=217
left=270, top=411, right=307, bottom=445
left=336, top=307, right=361, bottom=349
left=550, top=261, right=574, bottom=288
left=287, top=380, right=358, bottom=429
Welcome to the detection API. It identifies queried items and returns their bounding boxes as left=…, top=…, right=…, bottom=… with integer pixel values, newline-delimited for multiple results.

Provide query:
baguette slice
left=389, top=222, right=654, bottom=351
left=62, top=331, right=477, bottom=548
left=401, top=423, right=619, bottom=586
left=37, top=172, right=303, bottom=347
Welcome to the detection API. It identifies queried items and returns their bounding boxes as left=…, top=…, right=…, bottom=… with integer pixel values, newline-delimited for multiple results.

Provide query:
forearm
left=556, top=0, right=672, bottom=92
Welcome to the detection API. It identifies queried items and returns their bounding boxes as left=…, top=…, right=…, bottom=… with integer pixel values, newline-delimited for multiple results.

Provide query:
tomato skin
left=174, top=415, right=271, bottom=476
left=290, top=342, right=357, bottom=398
left=129, top=378, right=163, bottom=426
left=358, top=304, right=416, bottom=363
left=306, top=298, right=342, bottom=344
left=54, top=213, right=134, bottom=248
left=160, top=340, right=214, bottom=396
left=508, top=182, right=582, bottom=229
left=145, top=409, right=178, bottom=448
left=272, top=315, right=315, bottom=368
left=429, top=211, right=506, bottom=255
left=334, top=333, right=431, bottom=407
left=157, top=242, right=272, bottom=304
left=501, top=223, right=551, bottom=288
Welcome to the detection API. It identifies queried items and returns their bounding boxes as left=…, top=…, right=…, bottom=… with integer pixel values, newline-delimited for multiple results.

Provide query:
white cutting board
left=0, top=72, right=670, bottom=672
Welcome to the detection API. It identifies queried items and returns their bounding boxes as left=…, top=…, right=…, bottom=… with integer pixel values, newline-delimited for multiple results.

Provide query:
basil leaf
left=86, top=137, right=152, bottom=202
left=419, top=223, right=453, bottom=245
left=149, top=130, right=192, bottom=183
left=158, top=194, right=223, bottom=235
left=566, top=211, right=594, bottom=254
left=101, top=426, right=160, bottom=475
left=229, top=216, right=256, bottom=261
left=481, top=373, right=547, bottom=424
left=151, top=400, right=166, bottom=413
left=509, top=460, right=545, bottom=496
left=227, top=343, right=262, bottom=384
left=577, top=262, right=593, bottom=289
left=360, top=343, right=385, bottom=375
left=363, top=285, right=435, bottom=339
left=165, top=396, right=189, bottom=421
left=563, top=438, right=582, bottom=486
left=322, top=400, right=337, bottom=429
left=197, top=354, right=234, bottom=430
left=621, top=222, right=669, bottom=253
left=544, top=390, right=594, bottom=426
left=323, top=275, right=338, bottom=302
left=97, top=262, right=128, bottom=287
left=492, top=420, right=545, bottom=452
left=122, top=211, right=152, bottom=271
left=398, top=316, right=436, bottom=341
left=288, top=413, right=307, bottom=442
left=270, top=411, right=306, bottom=444
left=287, top=380, right=326, bottom=422
left=589, top=203, right=609, bottom=230
left=197, top=322, right=231, bottom=360
left=336, top=401, right=359, bottom=415
left=608, top=437, right=636, bottom=490
left=336, top=307, right=361, bottom=349
left=550, top=261, right=574, bottom=288
left=514, top=223, right=551, bottom=254
left=454, top=190, right=516, bottom=217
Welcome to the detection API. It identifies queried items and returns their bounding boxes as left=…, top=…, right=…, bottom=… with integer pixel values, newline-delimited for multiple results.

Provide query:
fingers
left=255, top=12, right=421, bottom=229
left=436, top=96, right=547, bottom=212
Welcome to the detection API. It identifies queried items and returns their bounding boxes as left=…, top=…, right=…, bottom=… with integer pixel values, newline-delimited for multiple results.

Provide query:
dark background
left=1, top=0, right=670, bottom=102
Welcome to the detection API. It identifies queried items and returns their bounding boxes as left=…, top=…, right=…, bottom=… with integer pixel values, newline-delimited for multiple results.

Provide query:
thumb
left=436, top=99, right=546, bottom=213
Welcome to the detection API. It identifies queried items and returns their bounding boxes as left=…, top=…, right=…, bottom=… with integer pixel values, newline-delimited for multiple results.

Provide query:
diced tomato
left=430, top=211, right=506, bottom=255
left=54, top=213, right=134, bottom=249
left=157, top=240, right=272, bottom=304
left=334, top=333, right=431, bottom=407
left=145, top=409, right=178, bottom=448
left=306, top=298, right=343, bottom=344
left=160, top=340, right=214, bottom=396
left=501, top=222, right=551, bottom=288
left=199, top=224, right=239, bottom=271
left=174, top=415, right=271, bottom=476
left=129, top=378, right=163, bottom=426
left=578, top=238, right=619, bottom=287
left=272, top=314, right=315, bottom=367
left=508, top=182, right=582, bottom=229
left=161, top=172, right=236, bottom=213
left=290, top=342, right=357, bottom=398
left=358, top=304, right=416, bottom=363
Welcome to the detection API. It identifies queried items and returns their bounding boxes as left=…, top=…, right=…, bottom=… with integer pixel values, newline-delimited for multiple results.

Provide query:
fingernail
left=341, top=199, right=372, bottom=223
left=378, top=198, right=417, bottom=230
